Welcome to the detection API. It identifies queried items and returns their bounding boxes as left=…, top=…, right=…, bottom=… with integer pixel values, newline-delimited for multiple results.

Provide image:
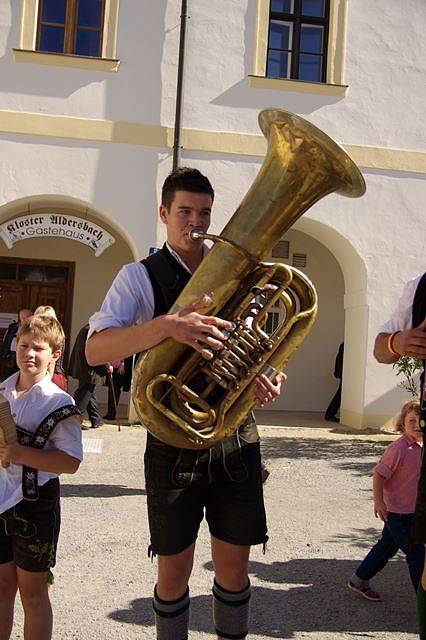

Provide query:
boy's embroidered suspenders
left=16, top=405, right=80, bottom=501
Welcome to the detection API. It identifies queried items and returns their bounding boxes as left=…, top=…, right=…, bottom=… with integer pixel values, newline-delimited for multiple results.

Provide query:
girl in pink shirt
left=348, top=400, right=424, bottom=601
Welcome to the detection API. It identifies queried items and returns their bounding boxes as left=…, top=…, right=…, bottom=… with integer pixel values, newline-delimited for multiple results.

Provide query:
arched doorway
left=262, top=228, right=346, bottom=413
left=258, top=218, right=368, bottom=428
left=0, top=195, right=136, bottom=403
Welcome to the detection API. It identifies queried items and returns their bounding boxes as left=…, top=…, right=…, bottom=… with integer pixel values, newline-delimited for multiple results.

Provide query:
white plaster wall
left=177, top=0, right=426, bottom=149
left=179, top=150, right=425, bottom=421
left=0, top=1, right=175, bottom=126
left=0, top=134, right=423, bottom=422
left=0, top=2, right=423, bottom=424
left=178, top=153, right=425, bottom=282
left=0, top=135, right=164, bottom=258
left=0, top=2, right=423, bottom=148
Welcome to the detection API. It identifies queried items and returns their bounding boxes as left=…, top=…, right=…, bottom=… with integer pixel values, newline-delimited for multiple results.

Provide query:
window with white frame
left=267, top=0, right=330, bottom=82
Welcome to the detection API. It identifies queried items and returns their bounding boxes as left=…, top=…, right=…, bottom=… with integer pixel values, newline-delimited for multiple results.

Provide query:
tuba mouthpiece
left=189, top=228, right=204, bottom=241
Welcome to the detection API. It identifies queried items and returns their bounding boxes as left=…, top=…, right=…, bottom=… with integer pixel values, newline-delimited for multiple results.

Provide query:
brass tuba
left=133, top=108, right=365, bottom=449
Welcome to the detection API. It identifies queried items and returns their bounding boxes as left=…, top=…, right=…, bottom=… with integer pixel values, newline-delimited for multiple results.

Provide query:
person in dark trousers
left=68, top=324, right=110, bottom=430
left=103, top=356, right=133, bottom=420
left=86, top=167, right=285, bottom=640
left=0, top=309, right=32, bottom=379
left=325, top=341, right=344, bottom=422
left=374, top=272, right=426, bottom=638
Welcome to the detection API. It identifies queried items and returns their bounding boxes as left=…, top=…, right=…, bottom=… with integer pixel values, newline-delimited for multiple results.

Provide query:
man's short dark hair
left=161, top=167, right=214, bottom=210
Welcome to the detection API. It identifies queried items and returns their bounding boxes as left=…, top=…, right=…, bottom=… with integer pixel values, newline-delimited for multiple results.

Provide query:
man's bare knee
left=157, top=545, right=195, bottom=599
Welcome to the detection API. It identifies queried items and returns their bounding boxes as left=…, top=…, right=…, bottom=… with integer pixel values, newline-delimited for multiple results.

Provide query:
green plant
left=393, top=356, right=423, bottom=397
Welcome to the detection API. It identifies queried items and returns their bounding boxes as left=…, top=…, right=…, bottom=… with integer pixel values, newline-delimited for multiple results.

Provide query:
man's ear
left=52, top=349, right=61, bottom=363
left=159, top=204, right=169, bottom=224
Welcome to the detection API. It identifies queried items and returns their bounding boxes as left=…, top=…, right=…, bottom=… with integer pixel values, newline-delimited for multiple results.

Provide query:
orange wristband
left=387, top=331, right=401, bottom=356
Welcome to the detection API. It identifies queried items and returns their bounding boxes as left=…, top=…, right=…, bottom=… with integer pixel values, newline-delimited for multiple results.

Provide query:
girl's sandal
left=348, top=581, right=382, bottom=602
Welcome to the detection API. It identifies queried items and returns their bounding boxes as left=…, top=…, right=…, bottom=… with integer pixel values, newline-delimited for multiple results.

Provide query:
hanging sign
left=0, top=214, right=115, bottom=257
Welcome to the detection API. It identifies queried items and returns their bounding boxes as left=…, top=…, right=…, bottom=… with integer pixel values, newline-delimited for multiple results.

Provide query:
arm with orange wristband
left=374, top=320, right=426, bottom=364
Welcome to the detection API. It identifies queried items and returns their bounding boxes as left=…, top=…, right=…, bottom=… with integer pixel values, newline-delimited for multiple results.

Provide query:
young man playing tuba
left=87, top=168, right=283, bottom=640
left=86, top=167, right=284, bottom=640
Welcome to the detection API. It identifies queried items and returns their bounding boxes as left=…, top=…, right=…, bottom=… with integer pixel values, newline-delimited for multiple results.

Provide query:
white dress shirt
left=379, top=275, right=422, bottom=333
left=0, top=372, right=83, bottom=514
left=88, top=242, right=206, bottom=337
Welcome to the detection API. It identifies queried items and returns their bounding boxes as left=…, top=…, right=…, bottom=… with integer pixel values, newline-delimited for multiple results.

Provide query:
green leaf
left=393, top=356, right=423, bottom=397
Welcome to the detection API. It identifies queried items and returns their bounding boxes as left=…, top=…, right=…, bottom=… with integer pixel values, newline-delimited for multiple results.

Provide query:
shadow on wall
left=211, top=78, right=345, bottom=115
left=93, top=145, right=163, bottom=255
left=0, top=1, right=109, bottom=98
left=92, top=1, right=171, bottom=255
left=363, top=383, right=413, bottom=426
left=208, top=3, right=345, bottom=116
left=1, top=2, right=172, bottom=257
left=1, top=0, right=170, bottom=117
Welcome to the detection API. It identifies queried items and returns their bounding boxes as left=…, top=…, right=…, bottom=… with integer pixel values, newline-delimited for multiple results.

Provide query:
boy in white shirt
left=0, top=315, right=83, bottom=640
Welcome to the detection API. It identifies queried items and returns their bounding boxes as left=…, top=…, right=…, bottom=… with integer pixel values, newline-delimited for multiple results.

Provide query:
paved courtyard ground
left=10, top=419, right=420, bottom=639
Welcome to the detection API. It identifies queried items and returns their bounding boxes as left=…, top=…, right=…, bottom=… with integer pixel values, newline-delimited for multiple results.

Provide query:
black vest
left=410, top=274, right=426, bottom=542
left=141, top=244, right=258, bottom=446
left=413, top=273, right=426, bottom=429
left=141, top=244, right=192, bottom=317
left=413, top=273, right=426, bottom=328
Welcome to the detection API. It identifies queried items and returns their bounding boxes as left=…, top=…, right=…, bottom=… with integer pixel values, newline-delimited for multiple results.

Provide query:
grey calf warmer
left=213, top=579, right=251, bottom=639
left=152, top=586, right=190, bottom=640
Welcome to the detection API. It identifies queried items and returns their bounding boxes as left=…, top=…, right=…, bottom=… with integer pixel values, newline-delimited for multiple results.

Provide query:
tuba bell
left=133, top=108, right=366, bottom=449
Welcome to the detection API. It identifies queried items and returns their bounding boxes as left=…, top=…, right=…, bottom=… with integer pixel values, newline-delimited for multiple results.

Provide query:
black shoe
left=261, top=463, right=270, bottom=483
left=325, top=415, right=339, bottom=422
left=103, top=414, right=116, bottom=420
left=91, top=421, right=104, bottom=429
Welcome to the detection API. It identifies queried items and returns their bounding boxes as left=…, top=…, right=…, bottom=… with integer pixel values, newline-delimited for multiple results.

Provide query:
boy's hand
left=0, top=442, right=25, bottom=466
left=254, top=372, right=287, bottom=407
left=374, top=499, right=388, bottom=522
left=169, top=296, right=234, bottom=360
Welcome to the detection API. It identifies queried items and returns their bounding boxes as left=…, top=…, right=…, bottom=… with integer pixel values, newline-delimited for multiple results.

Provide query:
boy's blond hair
left=17, top=315, right=65, bottom=353
left=395, top=399, right=421, bottom=433
left=34, top=305, right=57, bottom=319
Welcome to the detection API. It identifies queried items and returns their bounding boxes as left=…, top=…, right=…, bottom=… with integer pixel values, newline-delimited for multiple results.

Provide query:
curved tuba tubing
left=133, top=108, right=366, bottom=449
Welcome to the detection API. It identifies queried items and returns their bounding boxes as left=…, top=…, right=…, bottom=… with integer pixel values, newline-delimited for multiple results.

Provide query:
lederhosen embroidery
left=16, top=404, right=80, bottom=501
